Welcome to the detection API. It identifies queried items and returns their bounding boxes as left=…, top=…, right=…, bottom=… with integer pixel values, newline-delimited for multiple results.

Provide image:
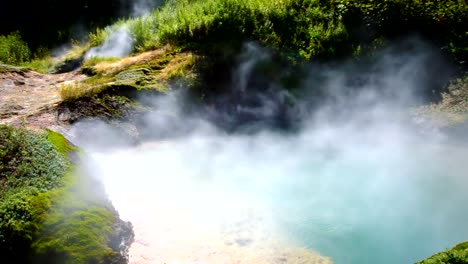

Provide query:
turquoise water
left=86, top=123, right=468, bottom=264
left=264, top=149, right=468, bottom=263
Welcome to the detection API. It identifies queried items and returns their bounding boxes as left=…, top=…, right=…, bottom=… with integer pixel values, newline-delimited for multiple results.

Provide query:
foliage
left=82, top=0, right=465, bottom=64
left=0, top=32, right=31, bottom=65
left=87, top=0, right=348, bottom=60
left=418, top=241, right=468, bottom=264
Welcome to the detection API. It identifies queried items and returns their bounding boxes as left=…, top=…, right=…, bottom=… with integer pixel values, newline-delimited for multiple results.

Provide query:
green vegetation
left=0, top=125, right=127, bottom=263
left=0, top=32, right=55, bottom=73
left=32, top=172, right=117, bottom=264
left=334, top=0, right=468, bottom=62
left=0, top=31, right=31, bottom=65
left=0, top=125, right=69, bottom=260
left=21, top=56, right=56, bottom=74
left=418, top=241, right=468, bottom=264
left=90, top=0, right=348, bottom=60
left=79, top=0, right=466, bottom=63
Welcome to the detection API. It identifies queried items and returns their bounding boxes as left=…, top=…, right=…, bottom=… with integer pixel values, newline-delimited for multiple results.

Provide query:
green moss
left=46, top=130, right=77, bottom=156
left=33, top=171, right=116, bottom=264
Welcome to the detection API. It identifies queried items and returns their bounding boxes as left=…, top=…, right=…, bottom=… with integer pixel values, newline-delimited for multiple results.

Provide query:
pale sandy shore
left=122, top=204, right=332, bottom=264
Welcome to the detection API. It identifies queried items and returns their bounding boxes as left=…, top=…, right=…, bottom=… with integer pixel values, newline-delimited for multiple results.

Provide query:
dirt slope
left=0, top=68, right=86, bottom=130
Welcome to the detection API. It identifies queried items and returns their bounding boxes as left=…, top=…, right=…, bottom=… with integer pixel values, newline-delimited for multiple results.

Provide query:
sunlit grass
left=58, top=80, right=110, bottom=102
left=82, top=56, right=120, bottom=67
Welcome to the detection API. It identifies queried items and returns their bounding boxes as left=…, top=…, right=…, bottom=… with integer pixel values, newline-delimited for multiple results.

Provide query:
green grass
left=21, top=57, right=56, bottom=73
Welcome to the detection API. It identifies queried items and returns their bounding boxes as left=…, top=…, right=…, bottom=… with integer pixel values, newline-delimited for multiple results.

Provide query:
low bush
left=0, top=32, right=31, bottom=65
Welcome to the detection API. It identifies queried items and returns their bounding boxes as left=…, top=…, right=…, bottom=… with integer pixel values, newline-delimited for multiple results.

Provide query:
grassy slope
left=0, top=126, right=127, bottom=263
left=418, top=242, right=468, bottom=264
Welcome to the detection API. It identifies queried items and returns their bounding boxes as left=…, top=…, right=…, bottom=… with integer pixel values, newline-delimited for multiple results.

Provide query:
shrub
left=0, top=32, right=31, bottom=65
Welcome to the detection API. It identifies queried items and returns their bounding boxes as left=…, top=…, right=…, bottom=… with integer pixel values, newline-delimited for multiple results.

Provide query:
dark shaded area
left=0, top=0, right=125, bottom=50
left=54, top=57, right=84, bottom=73
left=336, top=0, right=468, bottom=66
left=188, top=39, right=455, bottom=134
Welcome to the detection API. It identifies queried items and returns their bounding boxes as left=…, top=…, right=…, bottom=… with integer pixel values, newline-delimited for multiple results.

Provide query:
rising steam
left=85, top=26, right=134, bottom=59
left=72, top=40, right=468, bottom=264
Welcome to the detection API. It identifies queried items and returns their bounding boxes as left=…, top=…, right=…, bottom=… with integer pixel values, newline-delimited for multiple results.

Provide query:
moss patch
left=0, top=63, right=30, bottom=73
left=46, top=130, right=77, bottom=156
left=0, top=126, right=132, bottom=263
left=32, top=171, right=117, bottom=264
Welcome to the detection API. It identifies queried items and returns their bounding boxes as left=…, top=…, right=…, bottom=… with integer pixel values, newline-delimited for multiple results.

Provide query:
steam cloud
left=130, top=0, right=165, bottom=17
left=85, top=26, right=134, bottom=59
left=71, top=40, right=468, bottom=264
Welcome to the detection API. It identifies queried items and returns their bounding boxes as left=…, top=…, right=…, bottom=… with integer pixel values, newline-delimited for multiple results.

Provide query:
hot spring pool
left=87, top=128, right=468, bottom=264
